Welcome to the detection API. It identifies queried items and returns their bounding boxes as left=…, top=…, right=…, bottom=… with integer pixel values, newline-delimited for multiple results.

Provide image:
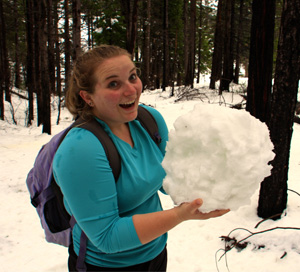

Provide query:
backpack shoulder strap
left=72, top=117, right=121, bottom=182
left=136, top=105, right=162, bottom=146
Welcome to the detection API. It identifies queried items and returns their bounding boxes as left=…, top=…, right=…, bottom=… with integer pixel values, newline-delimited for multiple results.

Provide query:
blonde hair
left=66, top=45, right=131, bottom=119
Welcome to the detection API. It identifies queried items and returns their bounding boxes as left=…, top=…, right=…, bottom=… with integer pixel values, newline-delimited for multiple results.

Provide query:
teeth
left=120, top=100, right=135, bottom=108
left=122, top=100, right=135, bottom=105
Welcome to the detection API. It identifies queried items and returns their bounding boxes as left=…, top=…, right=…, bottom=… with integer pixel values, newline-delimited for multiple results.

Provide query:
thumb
left=192, top=198, right=203, bottom=210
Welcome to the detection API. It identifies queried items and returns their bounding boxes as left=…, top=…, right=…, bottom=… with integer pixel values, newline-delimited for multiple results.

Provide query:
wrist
left=173, top=205, right=186, bottom=223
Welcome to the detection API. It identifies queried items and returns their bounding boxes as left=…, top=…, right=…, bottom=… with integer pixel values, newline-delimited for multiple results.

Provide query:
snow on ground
left=1, top=79, right=300, bottom=272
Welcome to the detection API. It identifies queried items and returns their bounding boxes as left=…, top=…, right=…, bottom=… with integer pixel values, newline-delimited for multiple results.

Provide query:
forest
left=0, top=0, right=300, bottom=218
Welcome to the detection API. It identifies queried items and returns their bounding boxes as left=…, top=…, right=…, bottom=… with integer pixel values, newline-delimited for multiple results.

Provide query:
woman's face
left=88, top=55, right=143, bottom=129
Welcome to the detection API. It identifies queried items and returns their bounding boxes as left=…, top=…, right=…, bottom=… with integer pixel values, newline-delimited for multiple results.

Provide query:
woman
left=53, top=45, right=229, bottom=271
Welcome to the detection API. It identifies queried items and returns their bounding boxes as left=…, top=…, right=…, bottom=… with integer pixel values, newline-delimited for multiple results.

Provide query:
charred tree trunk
left=246, top=0, right=276, bottom=123
left=258, top=0, right=300, bottom=219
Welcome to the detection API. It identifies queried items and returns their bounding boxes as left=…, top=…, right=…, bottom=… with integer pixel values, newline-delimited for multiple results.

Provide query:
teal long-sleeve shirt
left=53, top=105, right=169, bottom=268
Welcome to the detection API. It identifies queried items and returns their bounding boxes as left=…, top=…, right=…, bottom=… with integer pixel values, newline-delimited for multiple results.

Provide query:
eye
left=129, top=73, right=138, bottom=82
left=108, top=81, right=119, bottom=89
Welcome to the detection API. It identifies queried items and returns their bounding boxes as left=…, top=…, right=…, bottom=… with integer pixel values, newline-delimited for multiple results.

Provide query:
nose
left=124, top=82, right=137, bottom=96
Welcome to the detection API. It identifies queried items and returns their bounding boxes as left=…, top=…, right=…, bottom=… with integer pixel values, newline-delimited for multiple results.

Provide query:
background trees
left=1, top=0, right=299, bottom=219
left=1, top=0, right=221, bottom=127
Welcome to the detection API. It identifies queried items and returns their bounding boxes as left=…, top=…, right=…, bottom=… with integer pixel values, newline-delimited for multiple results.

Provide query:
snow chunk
left=162, top=104, right=275, bottom=212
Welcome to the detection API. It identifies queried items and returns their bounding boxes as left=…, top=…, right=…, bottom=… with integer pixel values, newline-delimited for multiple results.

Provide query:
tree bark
left=121, top=0, right=139, bottom=56
left=64, top=0, right=71, bottom=93
left=219, top=0, right=234, bottom=93
left=54, top=0, right=62, bottom=124
left=258, top=0, right=300, bottom=219
left=246, top=0, right=276, bottom=123
left=184, top=0, right=196, bottom=87
left=0, top=0, right=11, bottom=105
left=47, top=0, right=56, bottom=95
left=183, top=0, right=189, bottom=84
left=0, top=0, right=5, bottom=120
left=33, top=0, right=43, bottom=126
left=25, top=0, right=35, bottom=126
left=162, top=0, right=169, bottom=91
left=209, top=0, right=224, bottom=89
left=196, top=1, right=203, bottom=84
left=72, top=0, right=81, bottom=62
left=233, top=0, right=244, bottom=84
left=142, top=0, right=151, bottom=89
left=41, top=0, right=51, bottom=134
left=14, top=0, right=21, bottom=89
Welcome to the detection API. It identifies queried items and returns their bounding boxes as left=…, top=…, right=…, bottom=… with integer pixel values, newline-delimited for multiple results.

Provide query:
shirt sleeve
left=53, top=128, right=142, bottom=253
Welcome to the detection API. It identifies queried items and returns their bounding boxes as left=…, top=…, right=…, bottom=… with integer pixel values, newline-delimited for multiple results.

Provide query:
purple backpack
left=26, top=106, right=160, bottom=271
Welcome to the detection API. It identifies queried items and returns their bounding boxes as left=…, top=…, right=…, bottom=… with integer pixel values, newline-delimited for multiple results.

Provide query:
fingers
left=198, top=209, right=230, bottom=220
left=189, top=198, right=230, bottom=220
left=177, top=199, right=230, bottom=221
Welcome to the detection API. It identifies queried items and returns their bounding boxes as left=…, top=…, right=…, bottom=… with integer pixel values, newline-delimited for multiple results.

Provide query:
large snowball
left=162, top=104, right=275, bottom=212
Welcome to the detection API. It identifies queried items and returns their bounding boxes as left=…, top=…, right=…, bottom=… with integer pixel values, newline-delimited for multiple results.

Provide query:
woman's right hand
left=133, top=198, right=230, bottom=245
left=174, top=198, right=230, bottom=222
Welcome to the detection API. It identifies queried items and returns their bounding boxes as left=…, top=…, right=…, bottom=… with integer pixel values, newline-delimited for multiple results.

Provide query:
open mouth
left=119, top=100, right=135, bottom=109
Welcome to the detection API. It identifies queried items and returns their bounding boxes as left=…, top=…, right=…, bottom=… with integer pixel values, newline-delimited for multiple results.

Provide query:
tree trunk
left=25, top=0, right=35, bottom=126
left=233, top=0, right=244, bottom=84
left=183, top=0, right=189, bottom=84
left=0, top=0, right=11, bottom=105
left=189, top=0, right=196, bottom=87
left=33, top=0, right=43, bottom=126
left=41, top=0, right=51, bottom=134
left=219, top=0, right=234, bottom=93
left=54, top=0, right=62, bottom=124
left=209, top=0, right=224, bottom=89
left=246, top=0, right=276, bottom=123
left=196, top=1, right=203, bottom=84
left=0, top=0, right=5, bottom=120
left=72, top=0, right=81, bottom=62
left=184, top=0, right=196, bottom=87
left=142, top=0, right=151, bottom=89
left=47, top=0, right=56, bottom=95
left=121, top=0, right=139, bottom=56
left=130, top=0, right=138, bottom=56
left=14, top=0, right=21, bottom=89
left=162, top=0, right=169, bottom=91
left=258, top=0, right=300, bottom=219
left=64, top=0, right=71, bottom=93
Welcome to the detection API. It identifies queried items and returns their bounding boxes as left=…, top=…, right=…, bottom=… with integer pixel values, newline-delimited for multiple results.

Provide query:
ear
left=79, top=90, right=92, bottom=105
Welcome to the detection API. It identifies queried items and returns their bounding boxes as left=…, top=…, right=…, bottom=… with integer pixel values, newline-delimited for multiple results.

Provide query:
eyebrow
left=105, top=67, right=136, bottom=81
